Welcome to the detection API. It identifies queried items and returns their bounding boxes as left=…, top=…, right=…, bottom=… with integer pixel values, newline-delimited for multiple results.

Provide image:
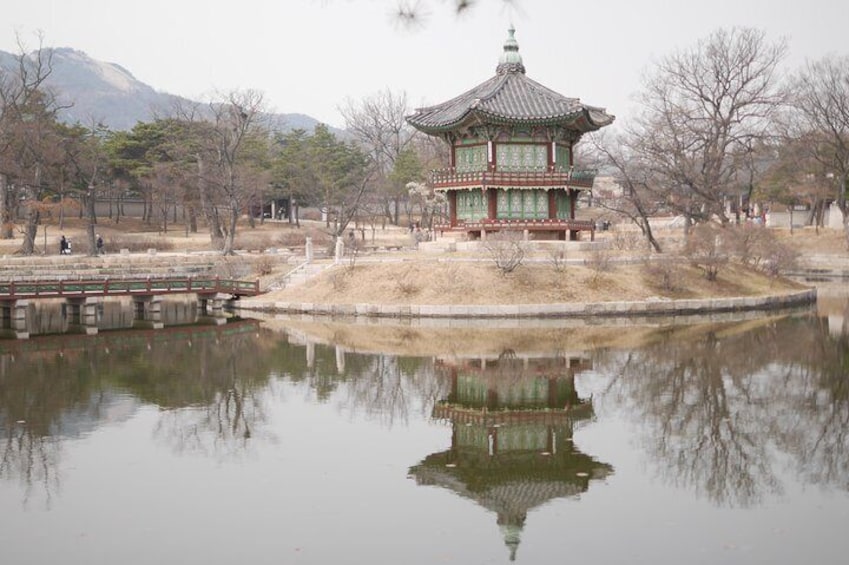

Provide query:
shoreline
left=236, top=288, right=817, bottom=319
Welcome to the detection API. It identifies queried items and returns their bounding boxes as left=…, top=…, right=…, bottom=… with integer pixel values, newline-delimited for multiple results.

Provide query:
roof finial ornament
left=496, top=25, right=525, bottom=75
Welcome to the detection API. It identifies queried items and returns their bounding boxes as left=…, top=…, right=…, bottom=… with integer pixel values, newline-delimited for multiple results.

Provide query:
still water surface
left=1, top=297, right=848, bottom=564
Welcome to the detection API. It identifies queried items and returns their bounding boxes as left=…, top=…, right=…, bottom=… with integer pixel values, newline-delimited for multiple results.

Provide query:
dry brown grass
left=2, top=218, right=840, bottom=310
left=262, top=259, right=806, bottom=306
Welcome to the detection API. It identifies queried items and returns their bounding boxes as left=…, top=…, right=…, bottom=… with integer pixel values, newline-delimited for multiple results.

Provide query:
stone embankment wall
left=0, top=252, right=265, bottom=280
left=238, top=289, right=817, bottom=319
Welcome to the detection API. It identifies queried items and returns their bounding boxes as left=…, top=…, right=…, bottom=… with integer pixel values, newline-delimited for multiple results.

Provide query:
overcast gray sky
left=2, top=0, right=847, bottom=129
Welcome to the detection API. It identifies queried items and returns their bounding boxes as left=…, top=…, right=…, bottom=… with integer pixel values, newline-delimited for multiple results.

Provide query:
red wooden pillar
left=448, top=191, right=458, bottom=227
left=568, top=189, right=575, bottom=219
left=487, top=188, right=497, bottom=220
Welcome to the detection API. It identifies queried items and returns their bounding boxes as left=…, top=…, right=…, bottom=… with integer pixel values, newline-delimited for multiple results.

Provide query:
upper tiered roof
left=407, top=27, right=615, bottom=134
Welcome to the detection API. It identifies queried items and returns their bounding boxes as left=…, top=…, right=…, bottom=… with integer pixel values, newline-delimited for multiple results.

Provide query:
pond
left=1, top=295, right=847, bottom=564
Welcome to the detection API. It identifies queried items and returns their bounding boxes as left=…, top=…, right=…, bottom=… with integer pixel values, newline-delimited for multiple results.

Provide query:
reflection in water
left=410, top=351, right=612, bottom=561
left=19, top=296, right=207, bottom=336
left=1, top=303, right=848, bottom=562
left=592, top=313, right=849, bottom=506
left=0, top=320, right=275, bottom=504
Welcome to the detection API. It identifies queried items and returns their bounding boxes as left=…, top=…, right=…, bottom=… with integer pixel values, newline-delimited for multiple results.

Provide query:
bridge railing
left=0, top=277, right=260, bottom=300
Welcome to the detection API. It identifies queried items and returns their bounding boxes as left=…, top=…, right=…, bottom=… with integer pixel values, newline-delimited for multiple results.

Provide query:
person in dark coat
left=60, top=235, right=68, bottom=255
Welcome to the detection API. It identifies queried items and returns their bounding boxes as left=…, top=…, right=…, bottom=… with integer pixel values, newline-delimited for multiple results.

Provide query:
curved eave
left=408, top=106, right=614, bottom=135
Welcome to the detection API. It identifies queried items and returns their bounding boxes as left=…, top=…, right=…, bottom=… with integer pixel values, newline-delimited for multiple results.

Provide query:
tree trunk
left=188, top=203, right=198, bottom=233
left=196, top=156, right=223, bottom=245
left=222, top=203, right=238, bottom=255
left=21, top=186, right=39, bottom=256
left=0, top=174, right=13, bottom=239
left=22, top=207, right=39, bottom=255
left=86, top=190, right=97, bottom=256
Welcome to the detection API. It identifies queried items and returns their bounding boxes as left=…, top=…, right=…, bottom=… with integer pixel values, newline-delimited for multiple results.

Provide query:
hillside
left=0, top=47, right=333, bottom=132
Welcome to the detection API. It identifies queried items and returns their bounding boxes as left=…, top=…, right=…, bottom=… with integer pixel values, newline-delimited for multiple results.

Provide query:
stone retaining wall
left=0, top=252, right=268, bottom=280
left=237, top=288, right=817, bottom=319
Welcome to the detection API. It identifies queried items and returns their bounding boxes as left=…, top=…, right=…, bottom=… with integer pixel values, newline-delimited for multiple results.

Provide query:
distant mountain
left=0, top=47, right=331, bottom=133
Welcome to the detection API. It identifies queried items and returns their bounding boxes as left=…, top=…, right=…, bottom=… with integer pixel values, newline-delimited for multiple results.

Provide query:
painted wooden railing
left=430, top=168, right=598, bottom=189
left=0, top=277, right=260, bottom=300
left=434, top=218, right=596, bottom=232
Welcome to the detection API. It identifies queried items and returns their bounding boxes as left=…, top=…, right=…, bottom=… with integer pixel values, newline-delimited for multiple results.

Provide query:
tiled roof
left=407, top=29, right=614, bottom=133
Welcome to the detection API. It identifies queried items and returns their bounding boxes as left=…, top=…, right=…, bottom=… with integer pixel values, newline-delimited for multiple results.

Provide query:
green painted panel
left=456, top=375, right=490, bottom=405
left=555, top=145, right=571, bottom=170
left=556, top=191, right=572, bottom=219
left=495, top=189, right=548, bottom=219
left=495, top=143, right=547, bottom=172
left=456, top=190, right=488, bottom=222
left=455, top=145, right=487, bottom=172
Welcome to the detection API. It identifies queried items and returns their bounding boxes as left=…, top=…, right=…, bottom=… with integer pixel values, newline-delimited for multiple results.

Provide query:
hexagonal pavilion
left=407, top=28, right=614, bottom=240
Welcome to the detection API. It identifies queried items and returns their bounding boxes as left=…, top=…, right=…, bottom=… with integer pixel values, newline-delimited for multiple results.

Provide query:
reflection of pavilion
left=410, top=352, right=612, bottom=561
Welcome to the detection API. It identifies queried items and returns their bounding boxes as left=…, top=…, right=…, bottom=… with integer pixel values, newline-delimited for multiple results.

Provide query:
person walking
left=60, top=235, right=67, bottom=255
left=96, top=234, right=104, bottom=255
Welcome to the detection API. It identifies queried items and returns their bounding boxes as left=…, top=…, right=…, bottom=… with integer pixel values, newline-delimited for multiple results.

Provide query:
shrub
left=253, top=255, right=276, bottom=276
left=727, top=224, right=799, bottom=276
left=235, top=232, right=273, bottom=252
left=610, top=230, right=643, bottom=251
left=212, top=257, right=253, bottom=279
left=483, top=231, right=526, bottom=275
left=684, top=223, right=728, bottom=281
left=586, top=247, right=613, bottom=273
left=546, top=243, right=568, bottom=273
left=642, top=256, right=682, bottom=292
left=395, top=268, right=420, bottom=297
left=331, top=270, right=350, bottom=291
left=107, top=235, right=175, bottom=253
left=277, top=231, right=307, bottom=247
left=758, top=236, right=800, bottom=277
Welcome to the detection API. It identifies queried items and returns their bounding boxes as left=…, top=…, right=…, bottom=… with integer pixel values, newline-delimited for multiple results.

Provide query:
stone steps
left=267, top=262, right=331, bottom=290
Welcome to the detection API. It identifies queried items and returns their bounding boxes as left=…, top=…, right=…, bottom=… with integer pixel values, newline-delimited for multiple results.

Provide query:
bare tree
left=789, top=55, right=849, bottom=246
left=340, top=89, right=416, bottom=225
left=0, top=33, right=62, bottom=250
left=629, top=27, right=788, bottom=226
left=204, top=90, right=267, bottom=255
left=759, top=133, right=835, bottom=229
left=587, top=131, right=664, bottom=252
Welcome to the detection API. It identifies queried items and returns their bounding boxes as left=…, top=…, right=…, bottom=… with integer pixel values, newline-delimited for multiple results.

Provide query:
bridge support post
left=66, top=297, right=101, bottom=335
left=0, top=299, right=30, bottom=339
left=133, top=296, right=164, bottom=329
left=198, top=293, right=227, bottom=315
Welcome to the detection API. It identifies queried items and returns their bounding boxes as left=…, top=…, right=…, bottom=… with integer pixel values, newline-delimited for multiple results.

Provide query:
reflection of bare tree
left=147, top=330, right=277, bottom=458
left=0, top=321, right=278, bottom=503
left=0, top=426, right=61, bottom=507
left=765, top=317, right=849, bottom=490
left=340, top=354, right=446, bottom=426
left=153, top=383, right=268, bottom=459
left=278, top=336, right=449, bottom=427
left=0, top=349, right=110, bottom=506
left=595, top=313, right=849, bottom=506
